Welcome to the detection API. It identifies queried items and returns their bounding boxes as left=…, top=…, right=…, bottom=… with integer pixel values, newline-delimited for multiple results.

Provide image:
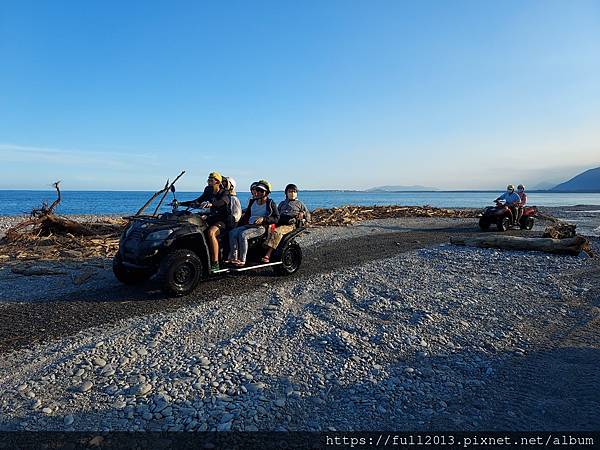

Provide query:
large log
left=450, top=235, right=589, bottom=256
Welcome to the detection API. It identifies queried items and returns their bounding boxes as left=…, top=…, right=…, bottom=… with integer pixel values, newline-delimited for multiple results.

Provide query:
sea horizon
left=2, top=188, right=600, bottom=194
left=2, top=189, right=600, bottom=217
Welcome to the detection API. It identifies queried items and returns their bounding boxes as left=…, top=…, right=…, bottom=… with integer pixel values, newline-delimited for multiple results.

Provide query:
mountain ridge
left=551, top=167, right=600, bottom=192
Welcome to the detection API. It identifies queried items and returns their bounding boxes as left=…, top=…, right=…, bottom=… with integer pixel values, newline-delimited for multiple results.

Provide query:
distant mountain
left=551, top=167, right=600, bottom=192
left=367, top=185, right=440, bottom=192
left=530, top=181, right=557, bottom=191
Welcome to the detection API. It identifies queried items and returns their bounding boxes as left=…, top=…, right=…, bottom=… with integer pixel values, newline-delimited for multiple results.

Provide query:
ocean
left=1, top=190, right=599, bottom=216
left=1, top=190, right=599, bottom=236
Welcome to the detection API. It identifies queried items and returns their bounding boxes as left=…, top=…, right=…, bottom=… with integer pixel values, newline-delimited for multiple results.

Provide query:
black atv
left=113, top=174, right=305, bottom=296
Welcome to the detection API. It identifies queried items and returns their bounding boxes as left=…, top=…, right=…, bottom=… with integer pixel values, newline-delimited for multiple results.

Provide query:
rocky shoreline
left=0, top=215, right=598, bottom=431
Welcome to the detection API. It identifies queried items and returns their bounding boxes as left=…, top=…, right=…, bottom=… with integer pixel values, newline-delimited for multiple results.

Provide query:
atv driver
left=177, top=171, right=231, bottom=272
left=495, top=184, right=521, bottom=225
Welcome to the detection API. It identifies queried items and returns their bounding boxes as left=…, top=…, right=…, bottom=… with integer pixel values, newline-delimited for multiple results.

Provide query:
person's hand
left=200, top=201, right=211, bottom=208
left=255, top=217, right=264, bottom=225
left=298, top=212, right=305, bottom=220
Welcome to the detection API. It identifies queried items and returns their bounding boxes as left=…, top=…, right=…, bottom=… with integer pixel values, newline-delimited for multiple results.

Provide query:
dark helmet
left=285, top=183, right=298, bottom=192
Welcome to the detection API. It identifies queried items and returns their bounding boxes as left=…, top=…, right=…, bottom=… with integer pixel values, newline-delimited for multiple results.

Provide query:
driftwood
left=543, top=222, right=577, bottom=239
left=311, top=205, right=478, bottom=227
left=451, top=235, right=590, bottom=256
left=4, top=181, right=95, bottom=241
left=1, top=182, right=126, bottom=262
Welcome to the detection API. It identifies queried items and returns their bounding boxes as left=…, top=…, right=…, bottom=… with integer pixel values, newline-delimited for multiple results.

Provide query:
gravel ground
left=0, top=215, right=598, bottom=431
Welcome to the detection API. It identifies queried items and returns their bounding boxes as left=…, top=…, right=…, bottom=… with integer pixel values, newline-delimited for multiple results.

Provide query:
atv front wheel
left=113, top=253, right=152, bottom=285
left=497, top=217, right=510, bottom=232
left=275, top=242, right=302, bottom=276
left=158, top=249, right=203, bottom=296
left=478, top=217, right=490, bottom=231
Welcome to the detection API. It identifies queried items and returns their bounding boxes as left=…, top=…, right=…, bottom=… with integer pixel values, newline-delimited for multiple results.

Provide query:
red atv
left=478, top=200, right=536, bottom=232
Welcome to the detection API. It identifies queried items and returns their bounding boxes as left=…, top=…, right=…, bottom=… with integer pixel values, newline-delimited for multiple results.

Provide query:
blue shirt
left=498, top=191, right=521, bottom=205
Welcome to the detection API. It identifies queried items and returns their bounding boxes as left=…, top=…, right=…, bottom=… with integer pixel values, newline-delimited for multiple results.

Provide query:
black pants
left=510, top=206, right=519, bottom=224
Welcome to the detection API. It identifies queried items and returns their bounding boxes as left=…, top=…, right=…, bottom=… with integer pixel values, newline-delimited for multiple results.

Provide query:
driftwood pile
left=542, top=221, right=577, bottom=240
left=311, top=205, right=478, bottom=227
left=0, top=182, right=125, bottom=262
left=452, top=214, right=593, bottom=257
left=451, top=235, right=590, bottom=256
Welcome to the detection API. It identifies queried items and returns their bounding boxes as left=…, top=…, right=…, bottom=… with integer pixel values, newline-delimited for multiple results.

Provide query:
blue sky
left=1, top=0, right=599, bottom=191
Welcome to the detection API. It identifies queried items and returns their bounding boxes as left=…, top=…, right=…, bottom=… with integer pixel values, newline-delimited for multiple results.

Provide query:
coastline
left=0, top=215, right=599, bottom=431
left=1, top=204, right=598, bottom=238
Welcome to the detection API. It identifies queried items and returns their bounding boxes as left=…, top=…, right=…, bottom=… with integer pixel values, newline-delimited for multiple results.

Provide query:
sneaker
left=210, top=262, right=220, bottom=272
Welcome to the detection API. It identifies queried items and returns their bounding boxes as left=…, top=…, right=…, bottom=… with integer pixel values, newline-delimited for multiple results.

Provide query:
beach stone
left=64, top=415, right=74, bottom=426
left=217, top=421, right=232, bottom=431
left=93, top=358, right=106, bottom=367
left=131, top=383, right=152, bottom=396
left=79, top=381, right=93, bottom=393
left=199, top=357, right=210, bottom=366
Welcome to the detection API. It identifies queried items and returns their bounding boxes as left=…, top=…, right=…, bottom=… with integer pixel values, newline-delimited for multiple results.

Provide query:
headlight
left=146, top=229, right=173, bottom=241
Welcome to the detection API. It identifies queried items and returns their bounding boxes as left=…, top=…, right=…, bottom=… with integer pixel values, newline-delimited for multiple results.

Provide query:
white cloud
left=0, top=143, right=161, bottom=171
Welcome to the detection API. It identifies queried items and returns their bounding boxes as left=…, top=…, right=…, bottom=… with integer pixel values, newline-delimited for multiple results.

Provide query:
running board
left=211, top=261, right=283, bottom=274
left=232, top=261, right=282, bottom=272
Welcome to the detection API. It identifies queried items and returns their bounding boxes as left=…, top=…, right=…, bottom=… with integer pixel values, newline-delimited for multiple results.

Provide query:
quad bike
left=478, top=200, right=537, bottom=232
left=113, top=174, right=305, bottom=296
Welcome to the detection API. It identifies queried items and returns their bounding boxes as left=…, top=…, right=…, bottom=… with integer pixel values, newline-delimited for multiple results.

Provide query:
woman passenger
left=227, top=180, right=279, bottom=267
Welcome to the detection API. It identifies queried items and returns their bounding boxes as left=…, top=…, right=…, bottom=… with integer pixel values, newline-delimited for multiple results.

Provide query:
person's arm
left=264, top=199, right=280, bottom=225
left=180, top=186, right=211, bottom=207
left=301, top=202, right=311, bottom=222
left=239, top=199, right=252, bottom=226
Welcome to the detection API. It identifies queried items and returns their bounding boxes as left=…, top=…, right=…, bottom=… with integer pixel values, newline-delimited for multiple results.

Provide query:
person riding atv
left=479, top=185, right=537, bottom=231
left=177, top=171, right=231, bottom=273
left=494, top=184, right=521, bottom=223
left=113, top=173, right=305, bottom=297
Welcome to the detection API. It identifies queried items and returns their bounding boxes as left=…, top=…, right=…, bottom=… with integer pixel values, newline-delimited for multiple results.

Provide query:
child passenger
left=227, top=180, right=279, bottom=267
left=262, top=183, right=310, bottom=263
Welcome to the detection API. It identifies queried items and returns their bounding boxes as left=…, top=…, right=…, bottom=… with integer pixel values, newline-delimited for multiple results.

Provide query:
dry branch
left=1, top=182, right=127, bottom=262
left=451, top=235, right=590, bottom=256
left=310, top=205, right=479, bottom=227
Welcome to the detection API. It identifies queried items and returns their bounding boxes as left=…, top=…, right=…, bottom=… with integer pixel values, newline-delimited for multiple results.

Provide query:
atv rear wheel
left=497, top=216, right=510, bottom=232
left=158, top=249, right=203, bottom=296
left=113, top=253, right=152, bottom=285
left=478, top=217, right=490, bottom=231
left=275, top=242, right=302, bottom=276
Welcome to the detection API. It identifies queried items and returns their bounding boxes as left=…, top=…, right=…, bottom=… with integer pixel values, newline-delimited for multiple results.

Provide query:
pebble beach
left=0, top=212, right=598, bottom=431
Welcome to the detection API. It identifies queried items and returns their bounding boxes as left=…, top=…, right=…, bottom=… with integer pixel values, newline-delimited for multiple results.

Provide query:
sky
left=1, top=0, right=599, bottom=191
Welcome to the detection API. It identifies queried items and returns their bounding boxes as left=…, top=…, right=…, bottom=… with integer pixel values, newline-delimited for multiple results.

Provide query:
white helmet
left=507, top=184, right=515, bottom=191
left=223, top=176, right=236, bottom=193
